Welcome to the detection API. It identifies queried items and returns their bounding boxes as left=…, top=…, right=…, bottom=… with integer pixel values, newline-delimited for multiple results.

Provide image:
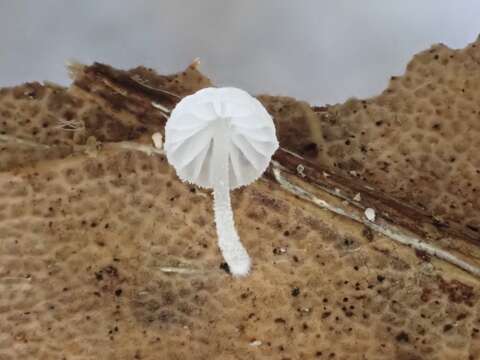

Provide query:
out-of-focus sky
left=0, top=1, right=479, bottom=105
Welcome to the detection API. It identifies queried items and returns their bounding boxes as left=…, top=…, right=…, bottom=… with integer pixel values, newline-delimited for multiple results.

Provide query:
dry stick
left=107, top=141, right=164, bottom=156
left=0, top=134, right=164, bottom=157
left=0, top=134, right=51, bottom=150
left=54, top=118, right=86, bottom=132
left=272, top=165, right=480, bottom=278
left=151, top=101, right=171, bottom=114
left=159, top=267, right=199, bottom=274
left=130, top=78, right=181, bottom=100
left=3, top=132, right=478, bottom=277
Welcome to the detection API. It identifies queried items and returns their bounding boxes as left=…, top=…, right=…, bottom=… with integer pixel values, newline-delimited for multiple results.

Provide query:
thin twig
left=0, top=134, right=51, bottom=150
left=159, top=267, right=199, bottom=274
left=54, top=118, right=85, bottom=132
left=272, top=166, right=480, bottom=278
left=151, top=102, right=171, bottom=114
left=130, top=77, right=181, bottom=100
left=106, top=141, right=165, bottom=156
left=151, top=102, right=170, bottom=120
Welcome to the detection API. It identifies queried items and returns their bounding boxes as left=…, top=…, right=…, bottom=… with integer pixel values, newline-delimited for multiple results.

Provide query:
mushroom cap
left=165, top=87, right=279, bottom=189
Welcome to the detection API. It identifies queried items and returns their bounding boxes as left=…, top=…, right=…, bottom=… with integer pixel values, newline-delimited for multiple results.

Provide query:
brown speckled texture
left=262, top=37, right=480, bottom=240
left=0, top=43, right=480, bottom=359
left=0, top=149, right=479, bottom=360
left=0, top=61, right=211, bottom=173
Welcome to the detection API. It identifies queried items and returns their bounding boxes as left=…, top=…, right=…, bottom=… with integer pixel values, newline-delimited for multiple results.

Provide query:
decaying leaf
left=0, top=40, right=479, bottom=360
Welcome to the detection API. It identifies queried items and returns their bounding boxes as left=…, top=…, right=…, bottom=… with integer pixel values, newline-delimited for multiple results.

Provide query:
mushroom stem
left=212, top=126, right=251, bottom=277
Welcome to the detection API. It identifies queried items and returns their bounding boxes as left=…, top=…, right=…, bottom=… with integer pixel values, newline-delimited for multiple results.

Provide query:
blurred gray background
left=0, top=0, right=479, bottom=105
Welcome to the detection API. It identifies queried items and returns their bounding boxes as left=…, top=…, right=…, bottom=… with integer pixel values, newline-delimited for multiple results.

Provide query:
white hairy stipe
left=212, top=121, right=251, bottom=276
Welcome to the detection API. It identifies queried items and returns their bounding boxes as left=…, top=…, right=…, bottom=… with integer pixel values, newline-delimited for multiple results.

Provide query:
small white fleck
left=365, top=208, right=376, bottom=222
left=249, top=340, right=262, bottom=347
left=349, top=170, right=358, bottom=176
left=322, top=171, right=330, bottom=178
left=353, top=193, right=362, bottom=202
left=334, top=188, right=341, bottom=194
left=152, top=132, right=163, bottom=149
left=296, top=164, right=306, bottom=178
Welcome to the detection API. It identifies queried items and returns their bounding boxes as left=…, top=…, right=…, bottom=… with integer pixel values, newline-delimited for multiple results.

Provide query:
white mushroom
left=165, top=87, right=279, bottom=276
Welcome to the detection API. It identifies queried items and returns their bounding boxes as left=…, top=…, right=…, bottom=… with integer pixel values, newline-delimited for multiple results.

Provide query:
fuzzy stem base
left=212, top=121, right=251, bottom=276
